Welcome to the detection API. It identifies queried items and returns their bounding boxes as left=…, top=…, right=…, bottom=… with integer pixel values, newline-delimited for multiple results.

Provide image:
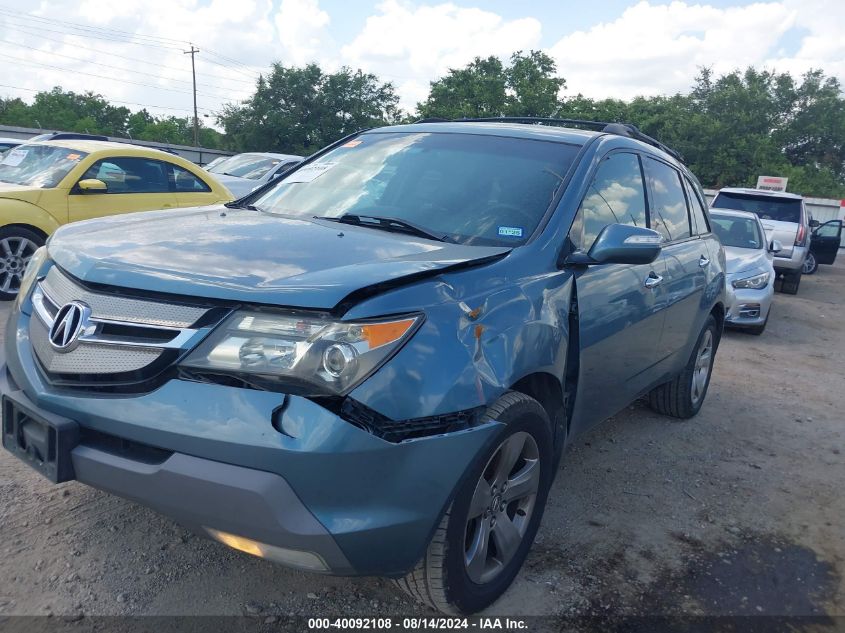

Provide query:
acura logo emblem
left=49, top=301, right=90, bottom=352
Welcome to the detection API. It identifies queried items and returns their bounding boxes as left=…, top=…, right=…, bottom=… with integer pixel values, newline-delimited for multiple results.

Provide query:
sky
left=0, top=0, right=843, bottom=126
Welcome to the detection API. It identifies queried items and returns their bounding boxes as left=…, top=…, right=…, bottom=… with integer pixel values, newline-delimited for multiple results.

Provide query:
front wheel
left=802, top=252, right=818, bottom=275
left=393, top=392, right=553, bottom=614
left=648, top=315, right=719, bottom=419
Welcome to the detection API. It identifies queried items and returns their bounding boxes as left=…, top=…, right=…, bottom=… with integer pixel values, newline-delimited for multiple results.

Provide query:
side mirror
left=769, top=239, right=783, bottom=253
left=566, top=224, right=663, bottom=266
left=809, top=219, right=820, bottom=229
left=77, top=178, right=107, bottom=193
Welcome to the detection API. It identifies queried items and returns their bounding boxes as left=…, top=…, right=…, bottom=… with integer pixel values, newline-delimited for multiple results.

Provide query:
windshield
left=711, top=215, right=763, bottom=249
left=712, top=192, right=801, bottom=223
left=254, top=132, right=580, bottom=246
left=0, top=145, right=88, bottom=188
left=209, top=154, right=283, bottom=180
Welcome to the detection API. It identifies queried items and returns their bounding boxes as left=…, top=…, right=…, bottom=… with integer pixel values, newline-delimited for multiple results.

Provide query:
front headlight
left=732, top=271, right=771, bottom=290
left=14, top=246, right=48, bottom=308
left=181, top=310, right=421, bottom=396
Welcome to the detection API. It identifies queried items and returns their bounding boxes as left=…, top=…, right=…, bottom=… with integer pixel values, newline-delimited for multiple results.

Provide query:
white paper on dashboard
left=283, top=162, right=336, bottom=183
left=1, top=148, right=28, bottom=167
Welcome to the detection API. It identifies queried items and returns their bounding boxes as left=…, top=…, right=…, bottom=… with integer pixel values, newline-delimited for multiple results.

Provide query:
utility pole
left=184, top=44, right=200, bottom=147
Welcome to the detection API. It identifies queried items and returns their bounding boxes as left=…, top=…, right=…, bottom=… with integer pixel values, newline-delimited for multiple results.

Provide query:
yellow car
left=0, top=140, right=234, bottom=298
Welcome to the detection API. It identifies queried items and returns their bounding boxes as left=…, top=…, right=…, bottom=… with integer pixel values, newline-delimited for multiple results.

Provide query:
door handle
left=699, top=255, right=710, bottom=267
left=644, top=272, right=663, bottom=289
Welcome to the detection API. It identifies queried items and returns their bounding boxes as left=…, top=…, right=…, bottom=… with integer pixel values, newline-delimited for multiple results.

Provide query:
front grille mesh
left=30, top=267, right=210, bottom=380
left=30, top=317, right=162, bottom=375
left=40, top=267, right=205, bottom=328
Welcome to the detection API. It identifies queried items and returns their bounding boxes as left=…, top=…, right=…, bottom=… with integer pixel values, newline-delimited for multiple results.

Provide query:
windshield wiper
left=314, top=214, right=453, bottom=243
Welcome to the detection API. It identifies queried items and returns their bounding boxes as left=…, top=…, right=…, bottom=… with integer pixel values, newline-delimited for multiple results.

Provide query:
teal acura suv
left=2, top=119, right=725, bottom=614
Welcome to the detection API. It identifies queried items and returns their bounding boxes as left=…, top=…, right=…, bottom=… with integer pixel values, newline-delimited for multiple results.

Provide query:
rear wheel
left=802, top=252, right=818, bottom=275
left=648, top=315, right=718, bottom=419
left=781, top=270, right=802, bottom=294
left=0, top=226, right=45, bottom=301
left=393, top=392, right=553, bottom=614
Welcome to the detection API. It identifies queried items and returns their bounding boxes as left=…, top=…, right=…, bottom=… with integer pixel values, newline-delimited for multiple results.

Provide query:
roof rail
left=413, top=116, right=684, bottom=163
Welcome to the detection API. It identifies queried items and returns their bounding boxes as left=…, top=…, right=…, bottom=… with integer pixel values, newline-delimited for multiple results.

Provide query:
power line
left=3, top=24, right=259, bottom=89
left=0, top=51, right=237, bottom=102
left=0, top=37, right=251, bottom=97
left=0, top=7, right=187, bottom=49
left=0, top=7, right=265, bottom=81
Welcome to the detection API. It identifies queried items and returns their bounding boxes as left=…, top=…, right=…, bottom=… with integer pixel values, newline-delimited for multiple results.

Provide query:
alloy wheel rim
left=803, top=253, right=815, bottom=274
left=464, top=431, right=540, bottom=585
left=691, top=329, right=713, bottom=405
left=0, top=237, right=38, bottom=294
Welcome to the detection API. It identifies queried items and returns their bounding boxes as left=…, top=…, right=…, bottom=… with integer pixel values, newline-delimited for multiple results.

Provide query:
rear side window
left=82, top=157, right=170, bottom=194
left=570, top=153, right=647, bottom=251
left=711, top=192, right=801, bottom=223
left=643, top=157, right=691, bottom=241
left=171, top=164, right=211, bottom=192
left=683, top=177, right=710, bottom=235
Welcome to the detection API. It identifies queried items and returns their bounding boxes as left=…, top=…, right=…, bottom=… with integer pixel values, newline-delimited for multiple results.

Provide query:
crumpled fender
left=347, top=255, right=575, bottom=421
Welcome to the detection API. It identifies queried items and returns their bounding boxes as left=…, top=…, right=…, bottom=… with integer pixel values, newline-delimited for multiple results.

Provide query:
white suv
left=710, top=188, right=811, bottom=295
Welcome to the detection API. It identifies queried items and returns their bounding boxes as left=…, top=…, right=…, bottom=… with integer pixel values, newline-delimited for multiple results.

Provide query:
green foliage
left=557, top=67, right=845, bottom=198
left=2, top=61, right=843, bottom=197
left=417, top=51, right=564, bottom=119
left=217, top=64, right=400, bottom=155
left=0, top=87, right=223, bottom=148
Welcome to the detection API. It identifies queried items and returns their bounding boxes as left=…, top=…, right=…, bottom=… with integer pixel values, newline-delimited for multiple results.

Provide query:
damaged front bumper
left=1, top=309, right=501, bottom=577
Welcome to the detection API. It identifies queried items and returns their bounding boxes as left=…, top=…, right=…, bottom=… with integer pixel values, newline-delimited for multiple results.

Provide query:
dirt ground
left=0, top=261, right=843, bottom=626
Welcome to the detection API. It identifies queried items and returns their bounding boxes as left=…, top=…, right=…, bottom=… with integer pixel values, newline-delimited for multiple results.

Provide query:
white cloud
left=765, top=0, right=845, bottom=83
left=3, top=0, right=845, bottom=133
left=341, top=0, right=542, bottom=108
left=274, top=0, right=332, bottom=66
left=549, top=1, right=797, bottom=100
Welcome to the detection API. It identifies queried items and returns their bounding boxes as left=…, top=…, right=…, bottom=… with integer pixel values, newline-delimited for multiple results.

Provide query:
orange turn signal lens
left=361, top=318, right=417, bottom=349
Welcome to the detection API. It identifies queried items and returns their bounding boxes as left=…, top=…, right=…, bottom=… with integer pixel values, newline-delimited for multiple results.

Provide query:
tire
left=648, top=315, right=718, bottom=419
left=393, top=392, right=554, bottom=614
left=747, top=319, right=767, bottom=336
left=780, top=270, right=801, bottom=295
left=0, top=226, right=45, bottom=301
left=802, top=252, right=818, bottom=275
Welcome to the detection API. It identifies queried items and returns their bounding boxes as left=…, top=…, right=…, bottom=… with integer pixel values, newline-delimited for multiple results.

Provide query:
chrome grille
left=40, top=267, right=205, bottom=328
left=31, top=317, right=162, bottom=374
left=30, top=267, right=212, bottom=379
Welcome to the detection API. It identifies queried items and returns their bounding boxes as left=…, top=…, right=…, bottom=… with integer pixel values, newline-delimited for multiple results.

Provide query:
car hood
left=0, top=182, right=45, bottom=204
left=723, top=245, right=769, bottom=275
left=47, top=205, right=510, bottom=310
left=212, top=174, right=262, bottom=198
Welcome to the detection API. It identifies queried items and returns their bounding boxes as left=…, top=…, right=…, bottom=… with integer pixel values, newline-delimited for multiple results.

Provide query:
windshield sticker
left=283, top=162, right=336, bottom=183
left=65, top=153, right=82, bottom=161
left=342, top=140, right=363, bottom=148
left=498, top=226, right=524, bottom=238
left=1, top=148, right=28, bottom=167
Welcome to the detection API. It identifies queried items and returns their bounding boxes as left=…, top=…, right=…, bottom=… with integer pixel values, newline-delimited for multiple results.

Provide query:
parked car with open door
left=803, top=219, right=842, bottom=274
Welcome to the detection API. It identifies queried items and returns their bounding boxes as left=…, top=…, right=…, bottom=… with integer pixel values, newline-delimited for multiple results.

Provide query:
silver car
left=710, top=209, right=779, bottom=335
left=710, top=188, right=810, bottom=295
left=206, top=152, right=302, bottom=198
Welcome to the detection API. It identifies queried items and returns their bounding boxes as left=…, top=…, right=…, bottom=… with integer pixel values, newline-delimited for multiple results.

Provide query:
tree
left=417, top=51, right=565, bottom=119
left=505, top=50, right=565, bottom=117
left=217, top=63, right=400, bottom=155
left=0, top=87, right=224, bottom=148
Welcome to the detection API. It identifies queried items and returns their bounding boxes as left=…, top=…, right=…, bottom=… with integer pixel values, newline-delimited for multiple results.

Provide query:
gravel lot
left=0, top=261, right=843, bottom=623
